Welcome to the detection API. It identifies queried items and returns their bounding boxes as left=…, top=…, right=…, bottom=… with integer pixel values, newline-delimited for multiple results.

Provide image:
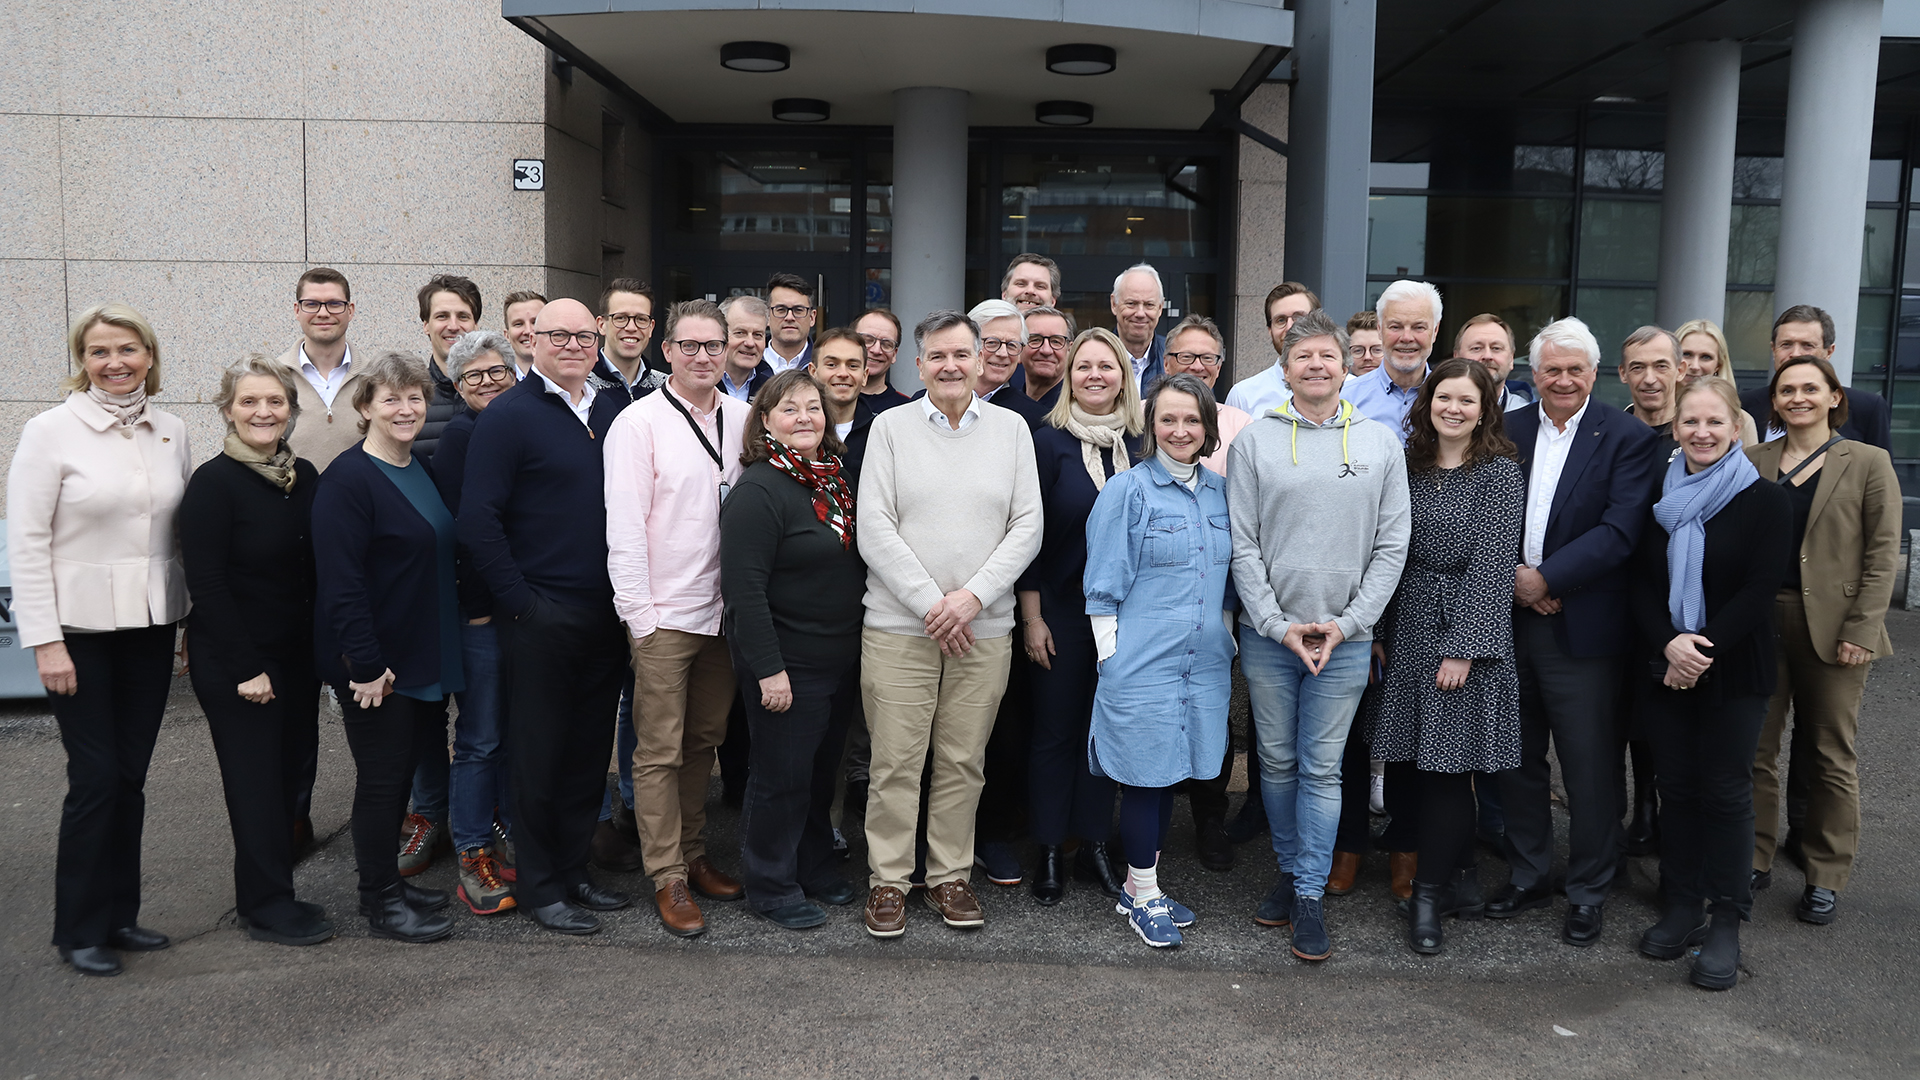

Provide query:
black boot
left=356, top=879, right=450, bottom=917
left=1408, top=881, right=1447, bottom=955
left=1194, top=815, right=1234, bottom=872
left=1074, top=841, right=1127, bottom=899
left=1031, top=845, right=1065, bottom=905
left=1690, top=909, right=1740, bottom=990
left=366, top=883, right=455, bottom=943
left=1448, top=866, right=1486, bottom=920
left=1624, top=785, right=1659, bottom=857
left=1639, top=899, right=1708, bottom=960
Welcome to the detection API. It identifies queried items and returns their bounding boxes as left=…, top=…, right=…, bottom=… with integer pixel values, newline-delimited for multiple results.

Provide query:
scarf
left=1062, top=403, right=1132, bottom=491
left=86, top=384, right=149, bottom=428
left=762, top=432, right=856, bottom=549
left=223, top=431, right=299, bottom=494
left=1651, top=442, right=1758, bottom=633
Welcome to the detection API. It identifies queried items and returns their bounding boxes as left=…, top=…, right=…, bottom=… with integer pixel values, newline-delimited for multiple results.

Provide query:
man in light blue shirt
left=1224, top=282, right=1318, bottom=417
left=1341, top=279, right=1442, bottom=447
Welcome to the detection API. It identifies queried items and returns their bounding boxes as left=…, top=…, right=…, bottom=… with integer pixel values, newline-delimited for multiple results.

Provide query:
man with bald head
left=458, top=297, right=636, bottom=936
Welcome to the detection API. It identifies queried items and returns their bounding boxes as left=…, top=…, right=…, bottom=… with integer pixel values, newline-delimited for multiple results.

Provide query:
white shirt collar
left=1539, top=397, right=1590, bottom=437
left=919, top=392, right=982, bottom=432
left=297, top=342, right=352, bottom=377
left=535, top=367, right=596, bottom=426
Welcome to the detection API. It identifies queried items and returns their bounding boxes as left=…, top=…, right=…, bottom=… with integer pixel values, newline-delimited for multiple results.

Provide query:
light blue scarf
left=1652, top=443, right=1758, bottom=633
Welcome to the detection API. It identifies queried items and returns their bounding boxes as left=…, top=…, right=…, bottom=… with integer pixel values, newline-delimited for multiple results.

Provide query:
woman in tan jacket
left=1745, top=355, right=1901, bottom=927
left=6, top=304, right=193, bottom=977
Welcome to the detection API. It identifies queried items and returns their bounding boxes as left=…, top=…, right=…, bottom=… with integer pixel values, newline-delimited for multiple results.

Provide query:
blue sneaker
left=1117, top=894, right=1194, bottom=927
left=1126, top=897, right=1183, bottom=948
left=1254, top=874, right=1294, bottom=927
left=1290, top=895, right=1332, bottom=961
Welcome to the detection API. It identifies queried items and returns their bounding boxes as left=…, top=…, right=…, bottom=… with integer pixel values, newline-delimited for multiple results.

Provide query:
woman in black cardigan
left=312, top=351, right=464, bottom=944
left=1629, top=376, right=1791, bottom=991
left=720, top=369, right=866, bottom=929
left=181, top=358, right=329, bottom=946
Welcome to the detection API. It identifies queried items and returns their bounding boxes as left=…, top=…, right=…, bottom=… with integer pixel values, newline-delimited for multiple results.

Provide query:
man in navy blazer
left=1736, top=304, right=1892, bottom=451
left=1492, top=316, right=1658, bottom=948
left=1111, top=264, right=1169, bottom=393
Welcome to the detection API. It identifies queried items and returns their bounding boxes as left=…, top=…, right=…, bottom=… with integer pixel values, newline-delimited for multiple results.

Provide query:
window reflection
left=999, top=154, right=1216, bottom=259
left=668, top=149, right=854, bottom=253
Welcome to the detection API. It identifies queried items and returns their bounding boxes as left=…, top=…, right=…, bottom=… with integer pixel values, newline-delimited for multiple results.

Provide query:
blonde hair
left=1044, top=327, right=1144, bottom=436
left=214, top=355, right=304, bottom=438
left=63, top=303, right=163, bottom=395
left=1673, top=374, right=1743, bottom=433
left=1674, top=318, right=1732, bottom=377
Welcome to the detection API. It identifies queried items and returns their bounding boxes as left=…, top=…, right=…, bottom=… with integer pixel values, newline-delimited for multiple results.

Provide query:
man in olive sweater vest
left=855, top=310, right=1043, bottom=939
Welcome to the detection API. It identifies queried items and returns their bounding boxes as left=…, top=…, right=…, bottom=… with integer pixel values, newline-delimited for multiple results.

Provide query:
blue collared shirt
left=1341, top=363, right=1428, bottom=446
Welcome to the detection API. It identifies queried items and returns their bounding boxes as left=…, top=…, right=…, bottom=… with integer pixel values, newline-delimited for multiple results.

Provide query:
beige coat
left=1746, top=438, right=1902, bottom=662
left=6, top=393, right=194, bottom=648
left=276, top=342, right=370, bottom=472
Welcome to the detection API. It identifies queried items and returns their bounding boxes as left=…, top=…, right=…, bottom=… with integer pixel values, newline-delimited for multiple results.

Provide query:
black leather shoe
left=1194, top=815, right=1234, bottom=873
left=1639, top=900, right=1708, bottom=960
left=59, top=945, right=123, bottom=976
left=1408, top=881, right=1447, bottom=955
left=756, top=900, right=828, bottom=930
left=1750, top=868, right=1772, bottom=892
left=366, top=884, right=455, bottom=943
left=527, top=900, right=600, bottom=936
left=568, top=881, right=633, bottom=912
left=1623, top=788, right=1659, bottom=857
left=358, top=880, right=450, bottom=917
left=808, top=877, right=859, bottom=906
left=1690, top=910, right=1740, bottom=990
left=1797, top=885, right=1837, bottom=925
left=1448, top=867, right=1486, bottom=920
left=107, top=925, right=170, bottom=952
left=1074, top=842, right=1126, bottom=900
left=1485, top=884, right=1552, bottom=919
left=1031, top=844, right=1065, bottom=906
left=245, top=909, right=336, bottom=947
left=1563, top=903, right=1604, bottom=947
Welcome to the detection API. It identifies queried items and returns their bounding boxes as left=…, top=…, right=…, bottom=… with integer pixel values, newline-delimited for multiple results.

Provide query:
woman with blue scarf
left=1628, top=376, right=1791, bottom=991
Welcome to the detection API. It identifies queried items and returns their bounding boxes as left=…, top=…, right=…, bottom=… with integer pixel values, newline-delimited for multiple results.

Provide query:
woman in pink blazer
left=6, top=304, right=193, bottom=977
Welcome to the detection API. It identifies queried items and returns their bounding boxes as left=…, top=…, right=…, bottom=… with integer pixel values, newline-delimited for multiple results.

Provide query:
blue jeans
left=598, top=671, right=638, bottom=821
left=1240, top=628, right=1371, bottom=898
left=449, top=621, right=510, bottom=853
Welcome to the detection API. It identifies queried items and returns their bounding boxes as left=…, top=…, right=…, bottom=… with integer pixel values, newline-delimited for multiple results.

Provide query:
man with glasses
left=606, top=299, right=747, bottom=938
left=1225, top=281, right=1319, bottom=417
left=279, top=267, right=364, bottom=471
left=458, top=298, right=635, bottom=936
left=1110, top=263, right=1169, bottom=391
left=960, top=300, right=1046, bottom=428
left=1343, top=279, right=1443, bottom=447
left=1456, top=313, right=1535, bottom=412
left=596, top=278, right=668, bottom=405
left=1016, top=306, right=1074, bottom=411
left=502, top=290, right=547, bottom=379
left=765, top=272, right=818, bottom=373
left=1346, top=311, right=1384, bottom=378
left=719, top=295, right=774, bottom=403
left=856, top=309, right=913, bottom=412
left=1002, top=253, right=1061, bottom=311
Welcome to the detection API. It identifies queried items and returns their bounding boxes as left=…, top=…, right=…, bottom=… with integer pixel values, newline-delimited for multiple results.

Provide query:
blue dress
left=1083, top=455, right=1236, bottom=787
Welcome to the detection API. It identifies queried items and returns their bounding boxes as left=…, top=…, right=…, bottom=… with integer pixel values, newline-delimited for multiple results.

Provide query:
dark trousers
left=1118, top=785, right=1176, bottom=870
left=976, top=650, right=1032, bottom=843
left=192, top=652, right=318, bottom=926
left=501, top=597, right=629, bottom=908
left=1411, top=769, right=1476, bottom=888
left=338, top=689, right=448, bottom=904
left=1644, top=688, right=1767, bottom=917
left=1027, top=635, right=1113, bottom=845
left=48, top=624, right=176, bottom=949
left=735, top=649, right=856, bottom=911
left=718, top=685, right=752, bottom=800
left=1500, top=611, right=1623, bottom=905
left=1182, top=738, right=1234, bottom=822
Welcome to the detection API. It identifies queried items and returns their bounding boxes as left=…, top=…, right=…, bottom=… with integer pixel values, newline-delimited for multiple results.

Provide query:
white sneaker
left=1369, top=774, right=1386, bottom=816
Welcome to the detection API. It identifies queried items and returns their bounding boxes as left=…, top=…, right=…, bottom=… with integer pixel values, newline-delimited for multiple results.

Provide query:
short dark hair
left=1002, top=254, right=1062, bottom=297
left=663, top=298, right=728, bottom=343
left=1265, top=282, right=1321, bottom=321
left=501, top=290, right=546, bottom=318
left=1772, top=304, right=1835, bottom=349
left=1404, top=358, right=1518, bottom=474
left=1346, top=309, right=1377, bottom=335
left=297, top=267, right=351, bottom=302
left=1768, top=355, right=1851, bottom=433
left=1453, top=312, right=1512, bottom=352
left=418, top=274, right=481, bottom=322
left=857, top=307, right=902, bottom=340
left=599, top=278, right=653, bottom=315
left=913, top=309, right=979, bottom=353
left=766, top=272, right=813, bottom=302
left=739, top=370, right=847, bottom=466
left=1143, top=372, right=1221, bottom=461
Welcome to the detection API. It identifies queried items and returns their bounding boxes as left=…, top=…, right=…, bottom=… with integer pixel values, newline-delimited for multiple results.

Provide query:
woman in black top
left=720, top=370, right=867, bottom=929
left=180, top=358, right=329, bottom=947
left=1629, top=376, right=1791, bottom=991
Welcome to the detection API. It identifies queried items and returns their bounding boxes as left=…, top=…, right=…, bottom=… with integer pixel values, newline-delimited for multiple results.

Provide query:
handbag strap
left=1777, top=435, right=1842, bottom=486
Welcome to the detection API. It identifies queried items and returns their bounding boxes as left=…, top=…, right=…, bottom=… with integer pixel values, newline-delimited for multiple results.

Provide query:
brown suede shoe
left=1328, top=850, right=1361, bottom=896
left=923, top=880, right=985, bottom=929
left=655, top=879, right=706, bottom=938
left=1389, top=851, right=1418, bottom=901
left=688, top=855, right=744, bottom=901
left=864, top=886, right=907, bottom=938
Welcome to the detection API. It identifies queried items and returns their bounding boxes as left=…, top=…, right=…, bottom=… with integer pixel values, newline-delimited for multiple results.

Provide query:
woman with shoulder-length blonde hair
left=7, top=303, right=193, bottom=976
left=1674, top=318, right=1760, bottom=445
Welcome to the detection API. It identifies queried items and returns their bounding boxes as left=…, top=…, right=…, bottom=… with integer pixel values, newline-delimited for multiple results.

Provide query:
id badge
left=718, top=481, right=731, bottom=506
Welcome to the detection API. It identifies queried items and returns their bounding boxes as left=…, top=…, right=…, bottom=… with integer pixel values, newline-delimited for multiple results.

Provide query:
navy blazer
left=311, top=445, right=455, bottom=687
left=1508, top=399, right=1659, bottom=658
left=1739, top=384, right=1891, bottom=452
left=1016, top=422, right=1142, bottom=642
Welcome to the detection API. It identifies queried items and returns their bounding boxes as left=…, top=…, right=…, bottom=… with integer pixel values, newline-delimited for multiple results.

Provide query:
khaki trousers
left=861, top=628, right=1012, bottom=893
left=1753, top=593, right=1871, bottom=890
left=629, top=628, right=735, bottom=886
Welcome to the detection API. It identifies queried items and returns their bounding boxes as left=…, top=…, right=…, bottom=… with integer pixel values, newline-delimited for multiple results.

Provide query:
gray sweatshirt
left=1225, top=400, right=1411, bottom=643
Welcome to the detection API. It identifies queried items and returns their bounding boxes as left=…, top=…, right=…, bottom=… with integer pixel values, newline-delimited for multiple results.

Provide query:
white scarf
left=1063, top=403, right=1131, bottom=491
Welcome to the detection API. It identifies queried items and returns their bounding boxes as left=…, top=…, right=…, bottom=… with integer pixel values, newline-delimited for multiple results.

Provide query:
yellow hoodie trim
left=1272, top=398, right=1355, bottom=465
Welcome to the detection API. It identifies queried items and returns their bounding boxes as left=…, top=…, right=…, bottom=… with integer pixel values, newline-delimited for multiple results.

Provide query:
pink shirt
left=1202, top=402, right=1253, bottom=476
left=604, top=382, right=744, bottom=638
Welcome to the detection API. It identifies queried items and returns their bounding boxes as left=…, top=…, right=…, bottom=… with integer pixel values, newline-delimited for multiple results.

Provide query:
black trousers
left=976, top=649, right=1033, bottom=843
left=1500, top=612, right=1623, bottom=905
left=501, top=597, right=629, bottom=908
left=1411, top=768, right=1476, bottom=888
left=1027, top=635, right=1113, bottom=846
left=1181, top=738, right=1234, bottom=823
left=338, top=689, right=448, bottom=903
left=735, top=648, right=856, bottom=912
left=191, top=651, right=318, bottom=926
left=1643, top=687, right=1768, bottom=918
left=48, top=624, right=177, bottom=949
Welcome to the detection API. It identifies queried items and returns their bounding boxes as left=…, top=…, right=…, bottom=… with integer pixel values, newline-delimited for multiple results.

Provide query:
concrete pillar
left=1283, top=0, right=1376, bottom=323
left=1656, top=40, right=1742, bottom=330
left=1233, top=82, right=1290, bottom=389
left=1777, top=0, right=1885, bottom=384
left=890, top=86, right=970, bottom=392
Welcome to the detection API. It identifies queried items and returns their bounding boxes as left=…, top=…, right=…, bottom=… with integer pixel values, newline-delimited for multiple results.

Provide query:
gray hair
left=350, top=351, right=435, bottom=436
left=214, top=354, right=303, bottom=438
left=913, top=309, right=981, bottom=353
left=1023, top=304, right=1077, bottom=337
left=1165, top=313, right=1225, bottom=354
left=1280, top=309, right=1352, bottom=370
left=1529, top=316, right=1602, bottom=370
left=1619, top=324, right=1680, bottom=365
left=1112, top=263, right=1165, bottom=300
left=720, top=294, right=770, bottom=322
left=1143, top=371, right=1221, bottom=461
left=447, top=329, right=515, bottom=381
left=1374, top=279, right=1444, bottom=327
left=967, top=298, right=1026, bottom=342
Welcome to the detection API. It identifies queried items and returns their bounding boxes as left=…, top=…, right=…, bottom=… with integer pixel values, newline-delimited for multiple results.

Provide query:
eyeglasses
left=671, top=338, right=727, bottom=356
left=541, top=330, right=605, bottom=349
left=981, top=337, right=1021, bottom=355
left=1168, top=350, right=1222, bottom=369
left=770, top=304, right=814, bottom=319
left=602, top=313, right=654, bottom=329
left=1348, top=344, right=1386, bottom=359
left=1026, top=334, right=1070, bottom=351
left=858, top=333, right=900, bottom=353
left=298, top=299, right=349, bottom=314
left=458, top=364, right=515, bottom=387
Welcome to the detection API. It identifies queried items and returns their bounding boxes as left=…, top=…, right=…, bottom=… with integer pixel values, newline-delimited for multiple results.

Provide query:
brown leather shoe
left=864, top=886, right=907, bottom=937
left=1328, top=850, right=1361, bottom=896
left=923, top=879, right=985, bottom=928
left=654, top=879, right=706, bottom=937
left=1389, top=851, right=1418, bottom=901
left=688, top=855, right=744, bottom=901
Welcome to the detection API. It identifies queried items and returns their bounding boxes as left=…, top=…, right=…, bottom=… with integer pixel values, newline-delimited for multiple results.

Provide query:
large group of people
left=7, top=254, right=1900, bottom=993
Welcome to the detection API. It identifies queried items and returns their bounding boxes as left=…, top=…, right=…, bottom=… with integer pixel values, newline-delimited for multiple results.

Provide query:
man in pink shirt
left=604, top=299, right=747, bottom=938
left=1162, top=314, right=1252, bottom=477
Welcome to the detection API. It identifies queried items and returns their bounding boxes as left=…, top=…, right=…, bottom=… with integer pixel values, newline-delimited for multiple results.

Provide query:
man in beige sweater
left=856, top=310, right=1042, bottom=938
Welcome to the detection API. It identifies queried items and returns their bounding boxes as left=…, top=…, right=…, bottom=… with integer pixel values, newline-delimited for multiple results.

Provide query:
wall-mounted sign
left=513, top=159, right=545, bottom=191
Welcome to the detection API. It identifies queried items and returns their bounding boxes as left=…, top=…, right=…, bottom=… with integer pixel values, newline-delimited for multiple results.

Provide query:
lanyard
left=661, top=390, right=730, bottom=504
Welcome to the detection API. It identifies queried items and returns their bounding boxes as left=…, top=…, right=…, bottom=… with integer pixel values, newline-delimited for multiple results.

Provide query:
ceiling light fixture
left=1047, top=44, right=1117, bottom=76
left=773, top=98, right=831, bottom=123
left=721, top=41, right=791, bottom=72
left=1036, top=100, right=1094, bottom=126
